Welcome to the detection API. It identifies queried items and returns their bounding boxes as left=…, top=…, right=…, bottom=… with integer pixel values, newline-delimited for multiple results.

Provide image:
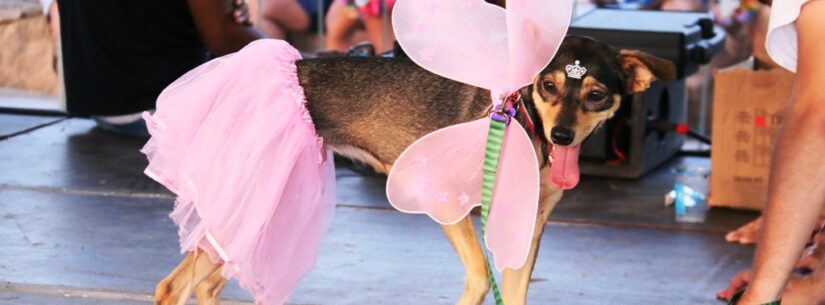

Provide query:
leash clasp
left=490, top=92, right=521, bottom=125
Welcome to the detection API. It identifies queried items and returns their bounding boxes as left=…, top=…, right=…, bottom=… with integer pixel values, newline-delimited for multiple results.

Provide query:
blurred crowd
left=35, top=0, right=772, bottom=128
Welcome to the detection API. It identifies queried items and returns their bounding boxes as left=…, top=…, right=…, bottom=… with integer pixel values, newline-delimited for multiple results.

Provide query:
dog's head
left=522, top=36, right=676, bottom=189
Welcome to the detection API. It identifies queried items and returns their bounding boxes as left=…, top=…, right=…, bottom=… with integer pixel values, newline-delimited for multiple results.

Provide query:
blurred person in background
left=55, top=0, right=263, bottom=137
left=323, top=0, right=506, bottom=54
left=325, top=0, right=396, bottom=53
left=247, top=0, right=313, bottom=39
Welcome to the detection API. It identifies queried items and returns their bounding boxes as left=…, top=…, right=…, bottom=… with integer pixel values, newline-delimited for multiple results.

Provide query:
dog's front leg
left=501, top=175, right=563, bottom=305
left=442, top=216, right=490, bottom=305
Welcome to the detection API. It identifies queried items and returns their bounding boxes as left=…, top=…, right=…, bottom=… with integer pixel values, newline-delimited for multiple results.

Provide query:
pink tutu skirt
left=141, top=39, right=336, bottom=305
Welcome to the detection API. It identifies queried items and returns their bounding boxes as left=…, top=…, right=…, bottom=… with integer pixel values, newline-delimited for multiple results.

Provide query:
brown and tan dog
left=154, top=35, right=675, bottom=305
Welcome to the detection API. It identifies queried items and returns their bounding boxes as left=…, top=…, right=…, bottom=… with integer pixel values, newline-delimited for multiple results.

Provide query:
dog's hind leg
left=442, top=216, right=489, bottom=305
left=155, top=251, right=223, bottom=305
left=194, top=268, right=228, bottom=305
left=501, top=184, right=563, bottom=305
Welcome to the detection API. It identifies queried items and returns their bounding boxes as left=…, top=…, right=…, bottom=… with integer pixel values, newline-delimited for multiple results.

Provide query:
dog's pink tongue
left=549, top=145, right=581, bottom=190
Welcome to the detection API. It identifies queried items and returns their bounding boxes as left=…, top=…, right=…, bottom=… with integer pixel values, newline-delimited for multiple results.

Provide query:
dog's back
left=297, top=57, right=492, bottom=167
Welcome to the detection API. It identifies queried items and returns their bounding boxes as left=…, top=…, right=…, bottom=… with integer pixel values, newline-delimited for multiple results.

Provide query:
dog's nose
left=550, top=127, right=575, bottom=146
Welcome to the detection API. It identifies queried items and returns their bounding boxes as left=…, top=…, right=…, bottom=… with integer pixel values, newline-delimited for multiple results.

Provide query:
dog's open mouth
left=548, top=144, right=581, bottom=190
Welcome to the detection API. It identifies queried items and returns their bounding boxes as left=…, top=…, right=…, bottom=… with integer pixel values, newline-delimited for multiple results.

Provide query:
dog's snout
left=550, top=127, right=575, bottom=146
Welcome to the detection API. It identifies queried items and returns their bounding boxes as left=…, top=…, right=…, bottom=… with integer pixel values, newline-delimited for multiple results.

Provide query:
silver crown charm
left=565, top=60, right=587, bottom=79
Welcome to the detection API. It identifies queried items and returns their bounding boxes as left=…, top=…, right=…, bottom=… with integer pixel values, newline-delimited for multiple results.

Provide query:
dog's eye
left=587, top=90, right=606, bottom=101
left=543, top=82, right=558, bottom=94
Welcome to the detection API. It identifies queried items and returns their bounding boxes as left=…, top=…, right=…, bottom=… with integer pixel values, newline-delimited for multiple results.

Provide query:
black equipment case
left=568, top=9, right=725, bottom=178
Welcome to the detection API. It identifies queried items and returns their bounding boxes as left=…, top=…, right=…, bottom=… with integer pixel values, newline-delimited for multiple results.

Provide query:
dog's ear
left=616, top=50, right=676, bottom=93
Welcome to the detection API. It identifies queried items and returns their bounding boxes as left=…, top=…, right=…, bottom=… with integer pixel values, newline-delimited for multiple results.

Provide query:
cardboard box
left=0, top=12, right=57, bottom=95
left=709, top=68, right=794, bottom=210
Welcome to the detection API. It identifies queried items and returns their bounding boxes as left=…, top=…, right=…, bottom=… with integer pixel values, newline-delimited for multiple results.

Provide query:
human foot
left=725, top=217, right=825, bottom=245
left=726, top=217, right=763, bottom=244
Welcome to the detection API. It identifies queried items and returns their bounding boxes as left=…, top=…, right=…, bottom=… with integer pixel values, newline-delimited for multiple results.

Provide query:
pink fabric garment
left=141, top=39, right=336, bottom=305
left=387, top=0, right=571, bottom=271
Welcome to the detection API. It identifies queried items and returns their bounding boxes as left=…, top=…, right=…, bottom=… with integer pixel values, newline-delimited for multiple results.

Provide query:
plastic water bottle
left=673, top=166, right=709, bottom=223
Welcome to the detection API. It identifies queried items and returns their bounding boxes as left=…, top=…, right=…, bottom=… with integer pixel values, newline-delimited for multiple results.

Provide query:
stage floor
left=0, top=114, right=757, bottom=304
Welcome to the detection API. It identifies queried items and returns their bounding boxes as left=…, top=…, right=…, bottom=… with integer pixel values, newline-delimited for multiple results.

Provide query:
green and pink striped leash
left=479, top=94, right=520, bottom=305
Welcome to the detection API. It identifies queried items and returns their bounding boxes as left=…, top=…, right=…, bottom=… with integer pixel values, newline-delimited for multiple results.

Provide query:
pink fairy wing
left=506, top=0, right=573, bottom=90
left=387, top=118, right=540, bottom=271
left=386, top=118, right=487, bottom=224
left=392, top=0, right=508, bottom=91
left=485, top=119, right=540, bottom=271
left=393, top=0, right=572, bottom=93
left=390, top=0, right=561, bottom=271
